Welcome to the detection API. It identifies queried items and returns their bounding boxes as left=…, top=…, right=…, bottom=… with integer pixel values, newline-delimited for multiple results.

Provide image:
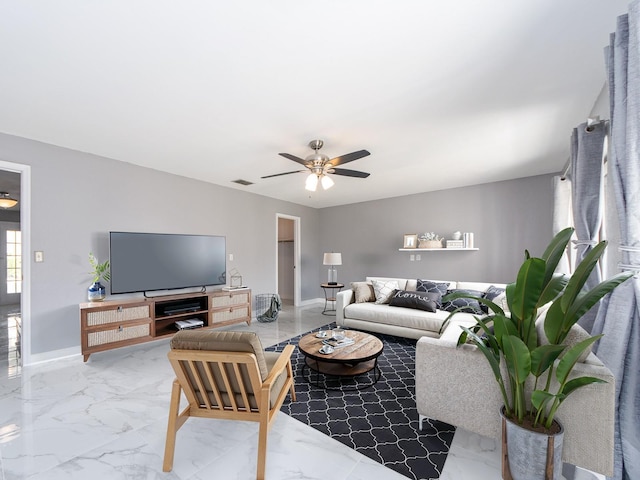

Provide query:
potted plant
left=88, top=252, right=110, bottom=302
left=446, top=227, right=631, bottom=479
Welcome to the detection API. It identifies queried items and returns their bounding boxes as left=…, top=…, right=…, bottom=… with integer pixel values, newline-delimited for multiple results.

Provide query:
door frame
left=0, top=160, right=31, bottom=365
left=275, top=213, right=301, bottom=306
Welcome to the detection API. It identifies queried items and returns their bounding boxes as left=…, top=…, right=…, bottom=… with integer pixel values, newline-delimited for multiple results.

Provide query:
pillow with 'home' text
left=389, top=290, right=439, bottom=312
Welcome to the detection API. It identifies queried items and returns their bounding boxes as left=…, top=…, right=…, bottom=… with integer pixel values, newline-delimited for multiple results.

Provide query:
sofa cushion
left=389, top=290, right=439, bottom=312
left=372, top=279, right=399, bottom=304
left=344, top=302, right=466, bottom=334
left=416, top=279, right=449, bottom=307
left=351, top=281, right=375, bottom=303
left=442, top=289, right=484, bottom=315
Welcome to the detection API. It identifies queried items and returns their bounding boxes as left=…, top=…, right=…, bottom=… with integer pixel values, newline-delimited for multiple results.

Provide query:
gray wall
left=0, top=132, right=556, bottom=358
left=319, top=174, right=555, bottom=286
left=0, top=133, right=321, bottom=357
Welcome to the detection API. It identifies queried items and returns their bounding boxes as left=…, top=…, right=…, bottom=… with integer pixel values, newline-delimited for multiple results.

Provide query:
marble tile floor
left=0, top=304, right=22, bottom=379
left=0, top=302, right=601, bottom=479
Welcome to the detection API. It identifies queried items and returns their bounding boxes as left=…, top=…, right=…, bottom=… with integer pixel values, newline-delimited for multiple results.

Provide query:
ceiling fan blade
left=261, top=170, right=306, bottom=179
left=329, top=150, right=371, bottom=167
left=278, top=153, right=309, bottom=166
left=331, top=168, right=370, bottom=178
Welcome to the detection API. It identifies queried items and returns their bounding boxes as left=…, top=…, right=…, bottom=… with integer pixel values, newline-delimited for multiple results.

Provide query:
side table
left=321, top=283, right=344, bottom=315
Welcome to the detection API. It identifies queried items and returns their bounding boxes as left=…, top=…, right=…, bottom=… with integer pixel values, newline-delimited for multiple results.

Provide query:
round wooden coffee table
left=298, top=330, right=383, bottom=390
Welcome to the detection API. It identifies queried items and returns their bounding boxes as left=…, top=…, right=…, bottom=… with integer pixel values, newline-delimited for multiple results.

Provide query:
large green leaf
left=461, top=326, right=503, bottom=382
left=564, top=273, right=633, bottom=331
left=531, top=389, right=556, bottom=411
left=530, top=344, right=565, bottom=378
left=543, top=298, right=567, bottom=345
left=493, top=314, right=517, bottom=345
left=560, top=376, right=607, bottom=398
left=556, top=335, right=603, bottom=385
left=561, top=241, right=607, bottom=312
left=502, top=335, right=531, bottom=385
left=541, top=227, right=574, bottom=284
left=537, top=273, right=569, bottom=307
left=511, top=258, right=546, bottom=325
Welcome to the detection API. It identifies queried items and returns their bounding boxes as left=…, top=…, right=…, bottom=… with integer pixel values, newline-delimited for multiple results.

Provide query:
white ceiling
left=0, top=1, right=630, bottom=208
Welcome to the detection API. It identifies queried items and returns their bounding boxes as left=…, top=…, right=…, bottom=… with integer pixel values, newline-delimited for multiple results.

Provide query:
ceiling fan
left=261, top=140, right=371, bottom=191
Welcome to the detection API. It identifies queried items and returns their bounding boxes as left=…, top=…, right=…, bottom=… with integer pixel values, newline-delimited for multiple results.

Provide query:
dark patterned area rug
left=266, top=324, right=455, bottom=480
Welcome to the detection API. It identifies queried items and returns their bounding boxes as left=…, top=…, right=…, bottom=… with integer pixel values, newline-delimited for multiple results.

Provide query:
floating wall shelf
left=398, top=248, right=479, bottom=252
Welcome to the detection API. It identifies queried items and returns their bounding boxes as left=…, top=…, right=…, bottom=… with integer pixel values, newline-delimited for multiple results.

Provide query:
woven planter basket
left=418, top=240, right=442, bottom=249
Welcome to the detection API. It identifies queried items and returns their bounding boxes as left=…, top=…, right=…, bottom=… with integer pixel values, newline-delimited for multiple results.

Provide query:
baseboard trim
left=298, top=297, right=324, bottom=307
left=27, top=346, right=81, bottom=366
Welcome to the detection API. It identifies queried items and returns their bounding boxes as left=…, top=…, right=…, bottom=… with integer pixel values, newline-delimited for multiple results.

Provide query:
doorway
left=0, top=160, right=30, bottom=372
left=276, top=214, right=300, bottom=306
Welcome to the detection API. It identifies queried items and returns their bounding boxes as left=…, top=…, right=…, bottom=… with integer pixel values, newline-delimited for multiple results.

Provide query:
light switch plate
left=34, top=251, right=44, bottom=262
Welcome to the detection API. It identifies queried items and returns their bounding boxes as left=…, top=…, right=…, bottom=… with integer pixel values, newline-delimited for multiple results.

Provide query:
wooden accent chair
left=163, top=330, right=296, bottom=479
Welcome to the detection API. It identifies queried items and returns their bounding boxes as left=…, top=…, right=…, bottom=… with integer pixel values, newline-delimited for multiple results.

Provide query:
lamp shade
left=323, top=252, right=342, bottom=266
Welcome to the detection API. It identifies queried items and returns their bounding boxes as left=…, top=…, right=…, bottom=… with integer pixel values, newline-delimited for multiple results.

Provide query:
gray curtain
left=552, top=175, right=574, bottom=274
left=569, top=121, right=606, bottom=332
left=592, top=4, right=640, bottom=480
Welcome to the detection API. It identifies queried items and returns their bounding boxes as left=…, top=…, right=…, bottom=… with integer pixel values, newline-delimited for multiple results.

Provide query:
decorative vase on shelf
left=87, top=281, right=106, bottom=302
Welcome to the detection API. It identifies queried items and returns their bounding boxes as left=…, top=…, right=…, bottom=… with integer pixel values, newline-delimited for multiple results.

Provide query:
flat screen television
left=109, top=232, right=226, bottom=295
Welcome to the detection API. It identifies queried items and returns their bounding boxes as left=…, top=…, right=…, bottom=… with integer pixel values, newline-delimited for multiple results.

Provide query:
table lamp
left=323, top=252, right=342, bottom=285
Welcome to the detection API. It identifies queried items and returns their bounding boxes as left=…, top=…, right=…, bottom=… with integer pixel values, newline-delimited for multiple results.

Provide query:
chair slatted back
left=169, top=350, right=265, bottom=416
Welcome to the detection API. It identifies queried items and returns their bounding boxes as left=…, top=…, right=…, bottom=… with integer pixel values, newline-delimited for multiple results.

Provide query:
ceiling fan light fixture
left=0, top=192, right=18, bottom=209
left=321, top=174, right=334, bottom=190
left=305, top=173, right=318, bottom=191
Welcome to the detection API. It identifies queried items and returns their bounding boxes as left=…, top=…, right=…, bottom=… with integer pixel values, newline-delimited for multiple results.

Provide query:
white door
left=0, top=222, right=21, bottom=306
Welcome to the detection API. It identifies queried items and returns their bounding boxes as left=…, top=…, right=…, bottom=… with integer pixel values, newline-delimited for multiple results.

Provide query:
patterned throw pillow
left=416, top=279, right=449, bottom=308
left=491, top=291, right=510, bottom=314
left=481, top=285, right=506, bottom=313
left=389, top=290, right=439, bottom=312
left=351, top=282, right=375, bottom=303
left=441, top=289, right=484, bottom=315
left=371, top=279, right=400, bottom=304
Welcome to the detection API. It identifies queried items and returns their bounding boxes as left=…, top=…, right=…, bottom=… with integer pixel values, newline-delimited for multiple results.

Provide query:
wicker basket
left=418, top=239, right=443, bottom=249
left=255, top=294, right=281, bottom=323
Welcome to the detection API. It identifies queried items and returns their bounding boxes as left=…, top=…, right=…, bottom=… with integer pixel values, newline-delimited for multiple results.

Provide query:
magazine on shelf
left=174, top=318, right=204, bottom=330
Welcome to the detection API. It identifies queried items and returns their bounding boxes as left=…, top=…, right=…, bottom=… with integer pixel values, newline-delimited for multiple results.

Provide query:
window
left=6, top=230, right=21, bottom=294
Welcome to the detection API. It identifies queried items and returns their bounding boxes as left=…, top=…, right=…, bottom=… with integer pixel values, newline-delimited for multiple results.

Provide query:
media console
left=79, top=289, right=251, bottom=361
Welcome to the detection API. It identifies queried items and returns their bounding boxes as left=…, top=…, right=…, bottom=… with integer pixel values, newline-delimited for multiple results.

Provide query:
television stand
left=79, top=289, right=252, bottom=361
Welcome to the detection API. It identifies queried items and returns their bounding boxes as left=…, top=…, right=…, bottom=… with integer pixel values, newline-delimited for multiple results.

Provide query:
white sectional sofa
left=336, top=276, right=504, bottom=340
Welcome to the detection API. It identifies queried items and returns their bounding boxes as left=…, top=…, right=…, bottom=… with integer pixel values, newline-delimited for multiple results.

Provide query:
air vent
left=232, top=179, right=254, bottom=186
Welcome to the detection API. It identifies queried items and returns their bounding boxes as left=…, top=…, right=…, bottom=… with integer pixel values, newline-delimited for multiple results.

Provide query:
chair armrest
left=262, top=344, right=295, bottom=388
left=336, top=289, right=353, bottom=326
